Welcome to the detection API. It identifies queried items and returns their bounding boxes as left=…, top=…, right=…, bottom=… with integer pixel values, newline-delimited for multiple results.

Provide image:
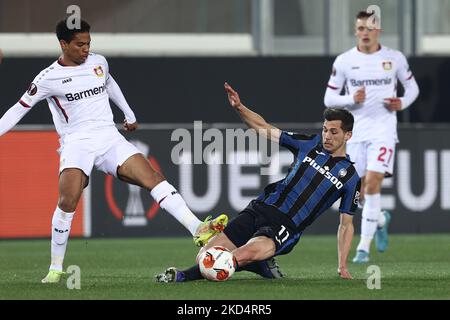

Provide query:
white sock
left=377, top=210, right=386, bottom=228
left=358, top=236, right=373, bottom=253
left=150, top=180, right=201, bottom=236
left=357, top=193, right=381, bottom=253
left=50, top=207, right=74, bottom=272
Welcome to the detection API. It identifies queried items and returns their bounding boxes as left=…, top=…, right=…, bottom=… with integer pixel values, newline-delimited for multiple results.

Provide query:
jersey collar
left=356, top=43, right=382, bottom=55
left=57, top=57, right=70, bottom=67
left=319, top=144, right=354, bottom=163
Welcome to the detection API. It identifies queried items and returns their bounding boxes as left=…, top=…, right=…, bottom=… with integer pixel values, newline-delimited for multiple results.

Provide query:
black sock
left=181, top=265, right=204, bottom=281
left=236, top=260, right=274, bottom=279
left=237, top=261, right=259, bottom=273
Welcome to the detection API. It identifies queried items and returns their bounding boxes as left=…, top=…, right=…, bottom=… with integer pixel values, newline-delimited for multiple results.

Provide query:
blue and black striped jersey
left=257, top=131, right=361, bottom=232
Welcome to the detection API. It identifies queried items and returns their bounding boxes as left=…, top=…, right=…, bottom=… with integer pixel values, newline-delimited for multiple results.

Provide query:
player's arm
left=324, top=57, right=363, bottom=108
left=385, top=53, right=420, bottom=111
left=337, top=175, right=361, bottom=280
left=224, top=82, right=281, bottom=143
left=106, top=73, right=137, bottom=132
left=337, top=213, right=354, bottom=280
left=1, top=75, right=51, bottom=137
left=0, top=102, right=31, bottom=137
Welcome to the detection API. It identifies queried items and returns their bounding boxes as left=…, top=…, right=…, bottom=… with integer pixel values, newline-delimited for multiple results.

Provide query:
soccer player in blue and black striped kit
left=156, top=82, right=361, bottom=282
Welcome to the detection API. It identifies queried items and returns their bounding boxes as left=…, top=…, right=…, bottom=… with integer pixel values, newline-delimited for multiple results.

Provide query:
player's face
left=60, top=32, right=91, bottom=65
left=355, top=18, right=381, bottom=50
left=322, top=120, right=352, bottom=155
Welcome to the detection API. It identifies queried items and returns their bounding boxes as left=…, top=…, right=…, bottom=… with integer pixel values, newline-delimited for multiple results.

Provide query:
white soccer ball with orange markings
left=199, top=246, right=237, bottom=281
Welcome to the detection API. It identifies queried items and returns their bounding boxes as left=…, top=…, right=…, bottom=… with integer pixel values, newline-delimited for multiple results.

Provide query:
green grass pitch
left=1, top=235, right=449, bottom=300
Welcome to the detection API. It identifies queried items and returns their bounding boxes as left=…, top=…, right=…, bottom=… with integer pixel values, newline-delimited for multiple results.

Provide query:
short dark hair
left=56, top=18, right=90, bottom=43
left=356, top=10, right=375, bottom=20
left=323, top=108, right=354, bottom=132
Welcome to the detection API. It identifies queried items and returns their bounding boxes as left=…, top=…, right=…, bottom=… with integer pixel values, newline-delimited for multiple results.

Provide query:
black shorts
left=223, top=200, right=302, bottom=256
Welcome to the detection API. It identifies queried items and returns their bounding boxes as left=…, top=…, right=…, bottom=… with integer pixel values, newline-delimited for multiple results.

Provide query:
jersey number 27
left=377, top=147, right=393, bottom=164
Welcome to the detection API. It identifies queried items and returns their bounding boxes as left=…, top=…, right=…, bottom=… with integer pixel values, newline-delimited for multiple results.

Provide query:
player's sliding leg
left=207, top=209, right=283, bottom=278
left=353, top=171, right=386, bottom=263
left=237, top=257, right=284, bottom=279
left=157, top=232, right=236, bottom=283
left=155, top=258, right=285, bottom=283
left=42, top=169, right=86, bottom=283
left=117, top=154, right=227, bottom=244
left=156, top=233, right=232, bottom=283
left=156, top=265, right=203, bottom=283
left=160, top=232, right=237, bottom=282
left=156, top=234, right=277, bottom=283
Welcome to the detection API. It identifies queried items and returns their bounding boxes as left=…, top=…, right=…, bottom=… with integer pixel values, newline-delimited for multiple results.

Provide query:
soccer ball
left=199, top=246, right=237, bottom=281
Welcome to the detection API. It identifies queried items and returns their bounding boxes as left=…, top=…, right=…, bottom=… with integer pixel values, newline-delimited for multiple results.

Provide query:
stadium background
left=1, top=0, right=449, bottom=239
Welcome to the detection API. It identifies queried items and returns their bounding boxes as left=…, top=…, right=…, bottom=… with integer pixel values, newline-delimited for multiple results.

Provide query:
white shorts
left=346, top=140, right=396, bottom=178
left=58, top=127, right=142, bottom=177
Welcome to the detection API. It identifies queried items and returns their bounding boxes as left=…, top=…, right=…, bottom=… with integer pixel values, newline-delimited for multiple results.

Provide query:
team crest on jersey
left=94, top=66, right=104, bottom=77
left=27, top=83, right=37, bottom=96
left=382, top=61, right=392, bottom=71
left=338, top=168, right=347, bottom=177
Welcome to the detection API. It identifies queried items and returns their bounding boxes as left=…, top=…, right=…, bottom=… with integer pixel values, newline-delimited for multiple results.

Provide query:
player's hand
left=123, top=120, right=138, bottom=132
left=224, top=82, right=242, bottom=110
left=338, top=267, right=353, bottom=280
left=353, top=86, right=366, bottom=104
left=384, top=97, right=402, bottom=111
left=0, top=48, right=3, bottom=64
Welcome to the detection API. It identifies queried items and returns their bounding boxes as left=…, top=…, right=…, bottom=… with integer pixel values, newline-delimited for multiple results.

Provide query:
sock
left=236, top=261, right=254, bottom=273
left=357, top=236, right=373, bottom=253
left=50, top=207, right=75, bottom=272
left=181, top=265, right=204, bottom=281
left=238, top=261, right=275, bottom=279
left=377, top=210, right=386, bottom=228
left=237, top=261, right=264, bottom=274
left=357, top=193, right=381, bottom=253
left=150, top=181, right=201, bottom=236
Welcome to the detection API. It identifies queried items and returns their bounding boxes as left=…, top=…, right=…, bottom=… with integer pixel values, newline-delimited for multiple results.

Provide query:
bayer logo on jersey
left=382, top=61, right=392, bottom=71
left=93, top=66, right=104, bottom=77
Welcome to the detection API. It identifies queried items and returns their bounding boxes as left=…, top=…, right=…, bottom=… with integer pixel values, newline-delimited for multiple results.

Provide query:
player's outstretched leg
left=156, top=264, right=204, bottom=283
left=156, top=267, right=184, bottom=283
left=193, top=214, right=228, bottom=247
left=375, top=210, right=391, bottom=252
left=237, top=257, right=284, bottom=279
